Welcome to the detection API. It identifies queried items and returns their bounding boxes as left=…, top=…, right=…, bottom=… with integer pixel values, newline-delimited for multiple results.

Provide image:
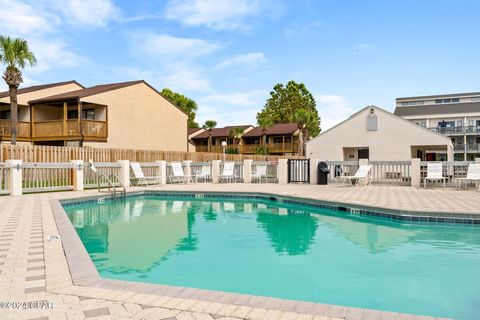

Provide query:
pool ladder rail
left=97, top=174, right=126, bottom=197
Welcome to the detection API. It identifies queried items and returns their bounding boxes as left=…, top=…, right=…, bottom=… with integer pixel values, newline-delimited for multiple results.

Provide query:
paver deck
left=1, top=183, right=474, bottom=320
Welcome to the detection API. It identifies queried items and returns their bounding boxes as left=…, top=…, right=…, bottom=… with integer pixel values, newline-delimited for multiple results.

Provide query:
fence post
left=156, top=160, right=167, bottom=185
left=309, top=158, right=318, bottom=185
left=243, top=159, right=253, bottom=183
left=117, top=160, right=130, bottom=188
left=183, top=160, right=192, bottom=177
left=278, top=159, right=288, bottom=184
left=212, top=160, right=221, bottom=183
left=71, top=160, right=84, bottom=191
left=411, top=158, right=421, bottom=187
left=6, top=159, right=22, bottom=196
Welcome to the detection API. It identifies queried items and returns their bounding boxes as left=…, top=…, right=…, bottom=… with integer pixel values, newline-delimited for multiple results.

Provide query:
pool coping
left=50, top=190, right=457, bottom=320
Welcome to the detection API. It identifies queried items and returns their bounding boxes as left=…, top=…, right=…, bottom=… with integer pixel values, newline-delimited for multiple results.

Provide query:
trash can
left=317, top=161, right=330, bottom=185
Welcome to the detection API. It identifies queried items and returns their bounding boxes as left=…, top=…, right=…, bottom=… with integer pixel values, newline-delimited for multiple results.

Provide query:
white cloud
left=196, top=90, right=267, bottom=126
left=163, top=69, right=212, bottom=92
left=0, top=0, right=60, bottom=35
left=56, top=0, right=121, bottom=27
left=215, top=52, right=266, bottom=69
left=355, top=43, right=376, bottom=53
left=315, top=95, right=355, bottom=131
left=28, top=39, right=83, bottom=73
left=135, top=33, right=220, bottom=60
left=165, top=0, right=280, bottom=31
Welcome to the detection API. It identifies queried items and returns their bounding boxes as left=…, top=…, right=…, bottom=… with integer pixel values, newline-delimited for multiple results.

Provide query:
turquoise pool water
left=64, top=195, right=480, bottom=319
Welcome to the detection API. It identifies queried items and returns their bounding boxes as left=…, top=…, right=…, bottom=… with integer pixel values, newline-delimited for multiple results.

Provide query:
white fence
left=326, top=161, right=412, bottom=185
left=84, top=162, right=122, bottom=188
left=22, top=162, right=74, bottom=193
left=0, top=163, right=9, bottom=194
left=420, top=161, right=474, bottom=187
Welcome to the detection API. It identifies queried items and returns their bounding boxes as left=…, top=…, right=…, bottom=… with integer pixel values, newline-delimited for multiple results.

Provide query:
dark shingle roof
left=188, top=128, right=203, bottom=135
left=29, top=80, right=144, bottom=104
left=394, top=102, right=480, bottom=117
left=192, top=125, right=252, bottom=139
left=242, top=123, right=299, bottom=137
left=0, top=80, right=84, bottom=99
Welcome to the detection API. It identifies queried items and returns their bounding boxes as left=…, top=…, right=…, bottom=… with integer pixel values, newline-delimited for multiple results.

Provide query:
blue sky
left=1, top=0, right=479, bottom=129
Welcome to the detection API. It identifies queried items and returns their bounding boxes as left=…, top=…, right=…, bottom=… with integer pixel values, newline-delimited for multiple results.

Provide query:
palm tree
left=0, top=35, right=36, bottom=145
left=257, top=113, right=273, bottom=146
left=202, top=120, right=217, bottom=152
left=290, top=108, right=315, bottom=156
left=228, top=127, right=244, bottom=146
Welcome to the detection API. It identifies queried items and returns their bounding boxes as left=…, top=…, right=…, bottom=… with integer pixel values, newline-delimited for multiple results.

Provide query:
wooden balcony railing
left=195, top=143, right=299, bottom=154
left=33, top=120, right=107, bottom=139
left=0, top=120, right=30, bottom=138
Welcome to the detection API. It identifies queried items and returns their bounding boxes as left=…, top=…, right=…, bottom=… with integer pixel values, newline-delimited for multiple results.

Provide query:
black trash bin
left=317, top=161, right=330, bottom=185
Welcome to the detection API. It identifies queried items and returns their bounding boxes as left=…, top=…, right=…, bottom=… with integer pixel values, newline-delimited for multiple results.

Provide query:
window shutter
left=367, top=115, right=378, bottom=131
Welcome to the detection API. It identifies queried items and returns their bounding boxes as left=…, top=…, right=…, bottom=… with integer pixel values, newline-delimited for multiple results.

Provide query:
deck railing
left=420, top=161, right=474, bottom=187
left=0, top=163, right=9, bottom=194
left=0, top=120, right=30, bottom=138
left=21, top=162, right=74, bottom=193
left=326, top=161, right=412, bottom=185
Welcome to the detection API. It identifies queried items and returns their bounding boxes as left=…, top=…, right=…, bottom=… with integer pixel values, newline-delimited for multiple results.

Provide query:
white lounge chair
left=169, top=162, right=195, bottom=184
left=455, top=163, right=480, bottom=190
left=252, top=165, right=269, bottom=183
left=195, top=165, right=211, bottom=183
left=219, top=162, right=236, bottom=183
left=130, top=162, right=162, bottom=186
left=338, top=165, right=372, bottom=186
left=424, top=162, right=445, bottom=188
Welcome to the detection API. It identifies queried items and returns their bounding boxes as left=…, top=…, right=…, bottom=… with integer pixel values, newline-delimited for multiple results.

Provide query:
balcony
left=429, top=126, right=480, bottom=135
left=32, top=119, right=107, bottom=140
left=453, top=144, right=480, bottom=152
left=195, top=143, right=299, bottom=154
left=0, top=120, right=30, bottom=139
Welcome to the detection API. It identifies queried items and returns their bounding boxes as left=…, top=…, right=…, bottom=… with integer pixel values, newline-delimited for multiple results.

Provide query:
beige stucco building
left=306, top=106, right=453, bottom=161
left=0, top=80, right=188, bottom=151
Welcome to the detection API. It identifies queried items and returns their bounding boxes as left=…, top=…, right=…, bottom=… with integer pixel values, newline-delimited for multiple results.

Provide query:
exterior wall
left=0, top=82, right=83, bottom=106
left=81, top=83, right=188, bottom=151
left=306, top=107, right=452, bottom=161
left=396, top=93, right=480, bottom=107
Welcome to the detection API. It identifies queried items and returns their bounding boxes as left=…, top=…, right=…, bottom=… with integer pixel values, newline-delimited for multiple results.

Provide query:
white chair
left=169, top=162, right=195, bottom=184
left=455, top=163, right=480, bottom=190
left=424, top=162, right=445, bottom=188
left=130, top=162, right=162, bottom=186
left=195, top=165, right=211, bottom=183
left=252, top=165, right=268, bottom=183
left=219, top=162, right=236, bottom=183
left=338, top=165, right=372, bottom=186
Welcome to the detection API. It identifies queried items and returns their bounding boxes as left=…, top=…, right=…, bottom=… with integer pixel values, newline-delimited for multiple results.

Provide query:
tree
left=228, top=127, right=244, bottom=146
left=161, top=88, right=199, bottom=128
left=0, top=35, right=36, bottom=145
left=256, top=81, right=321, bottom=154
left=202, top=120, right=217, bottom=152
left=257, top=113, right=273, bottom=146
left=291, top=108, right=317, bottom=156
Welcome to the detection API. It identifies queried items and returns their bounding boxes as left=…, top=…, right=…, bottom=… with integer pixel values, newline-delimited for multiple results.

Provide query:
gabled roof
left=307, top=105, right=452, bottom=145
left=29, top=80, right=144, bottom=104
left=242, top=123, right=299, bottom=137
left=394, top=102, right=480, bottom=117
left=0, top=80, right=84, bottom=99
left=188, top=128, right=203, bottom=135
left=192, top=125, right=253, bottom=139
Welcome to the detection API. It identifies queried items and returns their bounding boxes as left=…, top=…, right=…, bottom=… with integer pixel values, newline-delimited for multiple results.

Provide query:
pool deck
left=1, top=183, right=476, bottom=320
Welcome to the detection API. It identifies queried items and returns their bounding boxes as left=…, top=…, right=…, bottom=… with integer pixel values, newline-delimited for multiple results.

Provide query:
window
left=0, top=110, right=11, bottom=120
left=471, top=96, right=480, bottom=102
left=273, top=137, right=283, bottom=143
left=434, top=98, right=460, bottom=104
left=400, top=100, right=424, bottom=106
left=456, top=120, right=463, bottom=127
left=67, top=109, right=95, bottom=120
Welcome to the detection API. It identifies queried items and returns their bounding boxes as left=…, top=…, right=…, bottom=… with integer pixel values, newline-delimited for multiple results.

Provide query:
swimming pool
left=63, top=193, right=480, bottom=319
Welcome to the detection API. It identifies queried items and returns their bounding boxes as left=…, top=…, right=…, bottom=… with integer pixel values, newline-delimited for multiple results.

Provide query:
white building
left=306, top=106, right=453, bottom=161
left=394, top=92, right=480, bottom=161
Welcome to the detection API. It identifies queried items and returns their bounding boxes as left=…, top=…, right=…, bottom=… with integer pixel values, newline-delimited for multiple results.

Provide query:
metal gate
left=288, top=159, right=310, bottom=183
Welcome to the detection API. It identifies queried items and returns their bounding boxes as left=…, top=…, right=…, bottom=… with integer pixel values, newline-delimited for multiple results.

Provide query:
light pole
left=221, top=141, right=227, bottom=162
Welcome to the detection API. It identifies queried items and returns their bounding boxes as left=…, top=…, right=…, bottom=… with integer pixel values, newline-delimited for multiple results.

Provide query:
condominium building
left=394, top=92, right=480, bottom=161
left=0, top=80, right=189, bottom=151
